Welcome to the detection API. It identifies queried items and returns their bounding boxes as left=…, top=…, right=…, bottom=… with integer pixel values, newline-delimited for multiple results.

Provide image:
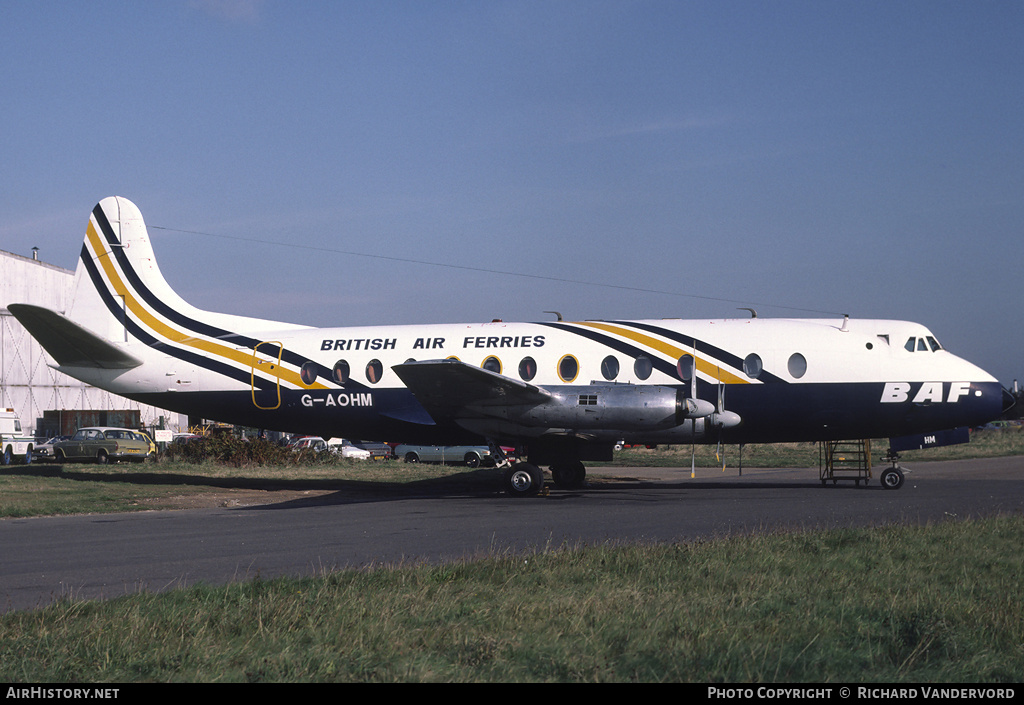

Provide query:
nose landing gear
left=879, top=449, right=907, bottom=490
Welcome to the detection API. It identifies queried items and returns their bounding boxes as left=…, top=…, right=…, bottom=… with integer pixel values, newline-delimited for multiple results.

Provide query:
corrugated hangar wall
left=0, top=247, right=185, bottom=438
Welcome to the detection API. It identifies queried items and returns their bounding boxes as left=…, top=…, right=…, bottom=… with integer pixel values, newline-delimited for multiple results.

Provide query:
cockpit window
left=905, top=336, right=943, bottom=353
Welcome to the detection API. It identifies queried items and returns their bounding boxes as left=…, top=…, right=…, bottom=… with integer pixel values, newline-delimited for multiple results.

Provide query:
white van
left=0, top=409, right=35, bottom=464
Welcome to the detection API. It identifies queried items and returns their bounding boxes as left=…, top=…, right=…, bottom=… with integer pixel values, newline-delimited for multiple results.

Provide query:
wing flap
left=7, top=303, right=143, bottom=370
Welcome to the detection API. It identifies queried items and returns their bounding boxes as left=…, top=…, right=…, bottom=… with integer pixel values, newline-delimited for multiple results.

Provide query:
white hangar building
left=0, top=246, right=185, bottom=439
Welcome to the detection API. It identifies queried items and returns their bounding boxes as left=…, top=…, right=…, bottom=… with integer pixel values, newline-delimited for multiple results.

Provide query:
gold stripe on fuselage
left=574, top=321, right=750, bottom=385
left=85, top=219, right=328, bottom=391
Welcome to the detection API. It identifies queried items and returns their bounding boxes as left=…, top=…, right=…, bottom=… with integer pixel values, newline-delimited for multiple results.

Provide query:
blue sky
left=2, top=0, right=1022, bottom=386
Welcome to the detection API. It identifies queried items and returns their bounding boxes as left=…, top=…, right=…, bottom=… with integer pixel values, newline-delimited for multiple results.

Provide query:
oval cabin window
left=601, top=355, right=619, bottom=380
left=634, top=356, right=653, bottom=380
left=787, top=353, right=807, bottom=379
left=332, top=360, right=350, bottom=385
left=365, top=359, right=383, bottom=384
left=519, top=357, right=537, bottom=381
left=743, top=353, right=762, bottom=379
left=558, top=355, right=579, bottom=382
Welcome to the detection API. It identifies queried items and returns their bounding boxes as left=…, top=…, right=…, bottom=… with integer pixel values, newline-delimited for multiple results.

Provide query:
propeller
left=689, top=355, right=742, bottom=478
left=690, top=347, right=698, bottom=478
left=710, top=368, right=743, bottom=472
left=715, top=370, right=726, bottom=471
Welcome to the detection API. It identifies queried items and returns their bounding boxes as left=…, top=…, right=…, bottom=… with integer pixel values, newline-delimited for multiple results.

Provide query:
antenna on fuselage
left=738, top=308, right=757, bottom=318
left=544, top=311, right=563, bottom=321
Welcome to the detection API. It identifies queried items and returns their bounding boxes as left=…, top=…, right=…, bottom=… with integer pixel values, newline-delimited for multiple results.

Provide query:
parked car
left=289, top=436, right=372, bottom=459
left=31, top=435, right=72, bottom=460
left=289, top=436, right=330, bottom=453
left=326, top=438, right=372, bottom=460
left=352, top=441, right=392, bottom=460
left=53, top=427, right=152, bottom=464
left=135, top=430, right=156, bottom=456
left=394, top=444, right=495, bottom=467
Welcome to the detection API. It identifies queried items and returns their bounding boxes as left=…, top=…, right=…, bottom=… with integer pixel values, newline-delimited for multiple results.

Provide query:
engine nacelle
left=515, top=385, right=715, bottom=431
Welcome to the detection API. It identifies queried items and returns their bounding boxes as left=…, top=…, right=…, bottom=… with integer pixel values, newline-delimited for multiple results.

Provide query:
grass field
left=1, top=517, right=1021, bottom=682
left=1, top=428, right=1021, bottom=682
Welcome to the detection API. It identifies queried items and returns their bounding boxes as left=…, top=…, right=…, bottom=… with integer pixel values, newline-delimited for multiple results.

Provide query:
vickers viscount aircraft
left=8, top=197, right=1010, bottom=495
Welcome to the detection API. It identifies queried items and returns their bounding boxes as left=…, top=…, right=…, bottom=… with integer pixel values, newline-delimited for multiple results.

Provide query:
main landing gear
left=502, top=460, right=587, bottom=497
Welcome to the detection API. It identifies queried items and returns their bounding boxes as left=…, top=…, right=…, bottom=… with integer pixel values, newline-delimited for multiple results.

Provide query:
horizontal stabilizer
left=392, top=359, right=551, bottom=422
left=7, top=304, right=143, bottom=370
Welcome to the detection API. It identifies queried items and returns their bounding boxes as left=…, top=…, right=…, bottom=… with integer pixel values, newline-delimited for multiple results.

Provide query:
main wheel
left=880, top=466, right=905, bottom=490
left=504, top=463, right=544, bottom=497
left=550, top=461, right=586, bottom=489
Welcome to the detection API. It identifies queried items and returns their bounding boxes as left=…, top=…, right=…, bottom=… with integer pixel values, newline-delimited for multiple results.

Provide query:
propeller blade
left=691, top=346, right=698, bottom=479
left=691, top=419, right=696, bottom=479
left=716, top=366, right=726, bottom=471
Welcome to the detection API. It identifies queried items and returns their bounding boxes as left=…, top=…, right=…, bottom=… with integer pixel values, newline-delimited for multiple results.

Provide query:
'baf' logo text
left=880, top=382, right=974, bottom=404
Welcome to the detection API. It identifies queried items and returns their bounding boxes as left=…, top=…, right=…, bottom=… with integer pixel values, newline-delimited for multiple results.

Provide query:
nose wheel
left=879, top=449, right=906, bottom=490
left=880, top=465, right=905, bottom=490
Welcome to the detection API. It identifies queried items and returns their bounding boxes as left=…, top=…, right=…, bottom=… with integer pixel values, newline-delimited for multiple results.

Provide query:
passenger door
left=251, top=342, right=283, bottom=410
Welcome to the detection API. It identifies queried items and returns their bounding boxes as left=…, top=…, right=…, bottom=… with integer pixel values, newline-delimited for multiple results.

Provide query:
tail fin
left=7, top=197, right=164, bottom=369
left=65, top=196, right=305, bottom=346
left=66, top=196, right=194, bottom=342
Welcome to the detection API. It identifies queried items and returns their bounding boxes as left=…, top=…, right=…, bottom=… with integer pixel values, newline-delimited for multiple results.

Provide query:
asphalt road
left=2, top=456, right=1022, bottom=613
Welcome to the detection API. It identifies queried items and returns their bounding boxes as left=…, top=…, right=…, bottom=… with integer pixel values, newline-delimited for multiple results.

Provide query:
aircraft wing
left=6, top=303, right=143, bottom=370
left=391, top=359, right=551, bottom=422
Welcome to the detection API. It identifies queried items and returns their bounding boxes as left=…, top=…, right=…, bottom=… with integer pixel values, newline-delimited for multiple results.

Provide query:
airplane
left=8, top=196, right=1011, bottom=496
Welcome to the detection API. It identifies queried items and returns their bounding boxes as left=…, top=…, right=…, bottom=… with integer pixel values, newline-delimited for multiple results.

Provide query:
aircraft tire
left=504, top=463, right=544, bottom=497
left=551, top=461, right=586, bottom=489
left=880, top=467, right=905, bottom=490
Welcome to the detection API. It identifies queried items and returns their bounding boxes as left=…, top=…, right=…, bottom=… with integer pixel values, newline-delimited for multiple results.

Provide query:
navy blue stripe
left=80, top=240, right=277, bottom=392
left=89, top=205, right=339, bottom=387
left=535, top=322, right=672, bottom=379
left=536, top=321, right=783, bottom=385
left=608, top=320, right=785, bottom=384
